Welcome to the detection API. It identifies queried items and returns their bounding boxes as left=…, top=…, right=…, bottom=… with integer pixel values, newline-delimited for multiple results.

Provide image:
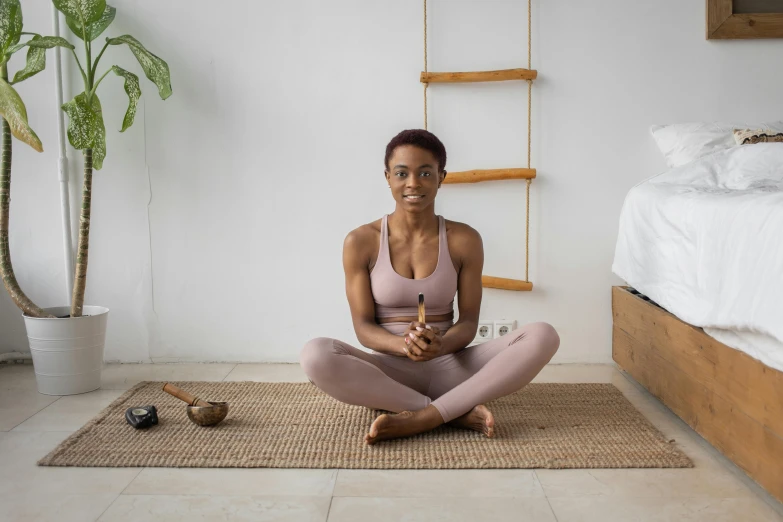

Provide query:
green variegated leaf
left=0, top=78, right=42, bottom=151
left=0, top=0, right=22, bottom=56
left=107, top=35, right=171, bottom=99
left=61, top=93, right=106, bottom=169
left=8, top=34, right=75, bottom=63
left=26, top=36, right=75, bottom=50
left=11, top=35, right=44, bottom=84
left=111, top=65, right=139, bottom=132
left=62, top=93, right=95, bottom=149
left=6, top=40, right=26, bottom=54
left=53, top=0, right=106, bottom=28
left=65, top=4, right=114, bottom=42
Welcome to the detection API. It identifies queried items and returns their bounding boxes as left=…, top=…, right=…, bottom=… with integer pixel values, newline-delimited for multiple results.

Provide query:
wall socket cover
left=493, top=319, right=518, bottom=338
left=472, top=320, right=494, bottom=344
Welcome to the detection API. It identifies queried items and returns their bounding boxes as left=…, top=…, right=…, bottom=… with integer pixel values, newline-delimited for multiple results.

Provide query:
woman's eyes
left=395, top=172, right=432, bottom=177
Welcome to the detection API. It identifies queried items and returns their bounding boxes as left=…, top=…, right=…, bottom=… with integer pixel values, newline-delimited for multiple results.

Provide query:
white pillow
left=650, top=121, right=783, bottom=168
left=649, top=143, right=783, bottom=190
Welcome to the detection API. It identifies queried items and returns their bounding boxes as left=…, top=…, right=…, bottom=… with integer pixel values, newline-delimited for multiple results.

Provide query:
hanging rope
left=423, top=0, right=429, bottom=130
left=525, top=0, right=533, bottom=282
left=525, top=80, right=532, bottom=281
left=528, top=0, right=532, bottom=71
left=422, top=0, right=533, bottom=284
left=525, top=175, right=532, bottom=282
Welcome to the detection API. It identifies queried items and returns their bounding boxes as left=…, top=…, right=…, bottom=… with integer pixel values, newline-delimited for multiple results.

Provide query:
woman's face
left=385, top=145, right=446, bottom=211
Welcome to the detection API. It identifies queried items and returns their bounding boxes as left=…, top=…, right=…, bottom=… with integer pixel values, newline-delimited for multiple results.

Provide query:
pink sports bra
left=370, top=214, right=458, bottom=318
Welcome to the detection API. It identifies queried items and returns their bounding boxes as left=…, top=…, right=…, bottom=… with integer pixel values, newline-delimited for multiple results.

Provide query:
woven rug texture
left=38, top=381, right=693, bottom=469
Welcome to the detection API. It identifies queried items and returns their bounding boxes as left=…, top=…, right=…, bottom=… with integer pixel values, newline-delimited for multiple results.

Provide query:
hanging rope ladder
left=422, top=0, right=536, bottom=292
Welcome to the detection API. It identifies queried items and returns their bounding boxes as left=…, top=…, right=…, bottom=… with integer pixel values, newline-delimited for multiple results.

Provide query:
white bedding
left=612, top=143, right=783, bottom=372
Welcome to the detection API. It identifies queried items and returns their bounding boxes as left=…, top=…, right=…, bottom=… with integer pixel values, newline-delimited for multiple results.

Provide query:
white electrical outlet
left=471, top=320, right=494, bottom=345
left=493, top=319, right=517, bottom=339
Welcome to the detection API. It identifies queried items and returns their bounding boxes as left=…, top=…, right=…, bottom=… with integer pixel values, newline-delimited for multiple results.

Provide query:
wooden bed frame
left=612, top=286, right=783, bottom=502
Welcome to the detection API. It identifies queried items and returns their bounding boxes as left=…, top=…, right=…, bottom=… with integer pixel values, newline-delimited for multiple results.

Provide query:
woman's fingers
left=404, top=323, right=437, bottom=360
left=408, top=332, right=430, bottom=351
left=405, top=336, right=424, bottom=356
left=413, top=321, right=433, bottom=331
left=413, top=322, right=438, bottom=336
left=414, top=326, right=435, bottom=342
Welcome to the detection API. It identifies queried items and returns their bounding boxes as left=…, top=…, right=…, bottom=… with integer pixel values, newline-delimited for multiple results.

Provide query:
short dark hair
left=384, top=129, right=447, bottom=172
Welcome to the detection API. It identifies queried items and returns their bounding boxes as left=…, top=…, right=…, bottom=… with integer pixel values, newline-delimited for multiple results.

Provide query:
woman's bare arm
left=343, top=227, right=407, bottom=356
left=439, top=224, right=483, bottom=355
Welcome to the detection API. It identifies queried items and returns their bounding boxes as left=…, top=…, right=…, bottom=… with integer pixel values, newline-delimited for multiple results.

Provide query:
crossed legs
left=300, top=322, right=560, bottom=443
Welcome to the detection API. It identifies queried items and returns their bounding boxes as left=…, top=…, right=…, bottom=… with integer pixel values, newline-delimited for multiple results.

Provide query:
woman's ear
left=439, top=171, right=447, bottom=187
left=384, top=170, right=391, bottom=186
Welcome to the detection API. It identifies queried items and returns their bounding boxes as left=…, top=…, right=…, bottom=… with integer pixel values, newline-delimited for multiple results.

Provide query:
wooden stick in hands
left=418, top=293, right=425, bottom=324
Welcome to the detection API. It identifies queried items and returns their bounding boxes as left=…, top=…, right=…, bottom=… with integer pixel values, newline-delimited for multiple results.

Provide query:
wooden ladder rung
left=443, top=168, right=536, bottom=184
left=482, top=276, right=533, bottom=292
left=421, top=68, right=537, bottom=84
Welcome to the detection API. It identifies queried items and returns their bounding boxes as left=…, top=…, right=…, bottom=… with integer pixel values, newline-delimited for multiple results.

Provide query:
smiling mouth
left=403, top=195, right=425, bottom=201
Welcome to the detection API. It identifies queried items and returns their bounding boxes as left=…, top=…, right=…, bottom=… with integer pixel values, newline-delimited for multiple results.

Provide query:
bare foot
left=365, top=406, right=444, bottom=445
left=448, top=404, right=495, bottom=438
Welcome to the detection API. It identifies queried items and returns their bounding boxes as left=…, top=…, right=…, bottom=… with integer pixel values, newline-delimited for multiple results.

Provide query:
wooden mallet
left=162, top=383, right=229, bottom=426
left=162, top=383, right=211, bottom=407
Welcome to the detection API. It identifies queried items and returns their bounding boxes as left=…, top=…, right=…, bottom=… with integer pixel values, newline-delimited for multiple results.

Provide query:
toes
left=369, top=417, right=383, bottom=438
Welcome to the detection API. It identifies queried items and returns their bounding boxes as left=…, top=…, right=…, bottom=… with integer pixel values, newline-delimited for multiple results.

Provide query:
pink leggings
left=299, top=322, right=559, bottom=423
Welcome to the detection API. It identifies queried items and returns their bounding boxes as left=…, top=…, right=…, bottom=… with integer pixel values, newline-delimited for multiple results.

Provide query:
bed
left=611, top=135, right=783, bottom=502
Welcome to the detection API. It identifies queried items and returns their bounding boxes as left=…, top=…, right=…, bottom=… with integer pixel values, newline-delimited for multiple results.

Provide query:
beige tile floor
left=1, top=362, right=781, bottom=522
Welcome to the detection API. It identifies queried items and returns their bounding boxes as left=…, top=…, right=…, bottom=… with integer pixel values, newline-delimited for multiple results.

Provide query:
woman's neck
left=388, top=209, right=439, bottom=240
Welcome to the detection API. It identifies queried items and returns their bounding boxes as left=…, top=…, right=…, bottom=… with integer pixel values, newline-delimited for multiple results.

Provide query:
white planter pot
left=23, top=306, right=109, bottom=396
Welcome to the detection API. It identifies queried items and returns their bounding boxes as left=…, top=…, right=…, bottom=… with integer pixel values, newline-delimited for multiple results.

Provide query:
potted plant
left=0, top=0, right=76, bottom=384
left=1, top=0, right=73, bottom=319
left=0, top=0, right=172, bottom=395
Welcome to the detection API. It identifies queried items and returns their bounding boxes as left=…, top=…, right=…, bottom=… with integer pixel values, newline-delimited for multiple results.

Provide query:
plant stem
left=70, top=19, right=96, bottom=317
left=91, top=68, right=111, bottom=96
left=0, top=64, right=53, bottom=318
left=70, top=48, right=88, bottom=86
left=91, top=40, right=110, bottom=80
left=84, top=26, right=92, bottom=89
left=70, top=149, right=93, bottom=318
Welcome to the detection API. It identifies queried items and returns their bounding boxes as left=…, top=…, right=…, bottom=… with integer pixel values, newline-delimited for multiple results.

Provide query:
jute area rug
left=39, top=381, right=692, bottom=469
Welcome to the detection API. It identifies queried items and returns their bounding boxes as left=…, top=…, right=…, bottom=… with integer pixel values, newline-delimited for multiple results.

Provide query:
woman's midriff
left=375, top=311, right=454, bottom=324
left=376, top=318, right=454, bottom=338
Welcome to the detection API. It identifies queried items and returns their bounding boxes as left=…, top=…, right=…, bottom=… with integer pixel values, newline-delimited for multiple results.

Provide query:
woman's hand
left=402, top=322, right=444, bottom=361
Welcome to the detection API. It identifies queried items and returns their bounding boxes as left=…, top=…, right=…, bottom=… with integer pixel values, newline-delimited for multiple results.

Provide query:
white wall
left=2, top=1, right=782, bottom=363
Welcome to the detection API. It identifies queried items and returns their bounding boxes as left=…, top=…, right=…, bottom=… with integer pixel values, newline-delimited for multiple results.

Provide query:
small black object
left=125, top=405, right=158, bottom=429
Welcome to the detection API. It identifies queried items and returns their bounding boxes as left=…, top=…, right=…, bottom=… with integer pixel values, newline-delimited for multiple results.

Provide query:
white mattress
left=612, top=143, right=783, bottom=372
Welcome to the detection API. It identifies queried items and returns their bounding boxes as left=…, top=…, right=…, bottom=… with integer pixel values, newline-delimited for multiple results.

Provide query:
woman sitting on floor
left=300, top=129, right=560, bottom=444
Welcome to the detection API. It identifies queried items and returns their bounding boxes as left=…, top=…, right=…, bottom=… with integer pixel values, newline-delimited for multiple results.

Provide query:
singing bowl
left=186, top=401, right=229, bottom=426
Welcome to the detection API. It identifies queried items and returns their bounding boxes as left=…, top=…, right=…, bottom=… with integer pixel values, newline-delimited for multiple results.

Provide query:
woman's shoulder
left=443, top=219, right=483, bottom=263
left=444, top=218, right=482, bottom=243
left=343, top=218, right=383, bottom=254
